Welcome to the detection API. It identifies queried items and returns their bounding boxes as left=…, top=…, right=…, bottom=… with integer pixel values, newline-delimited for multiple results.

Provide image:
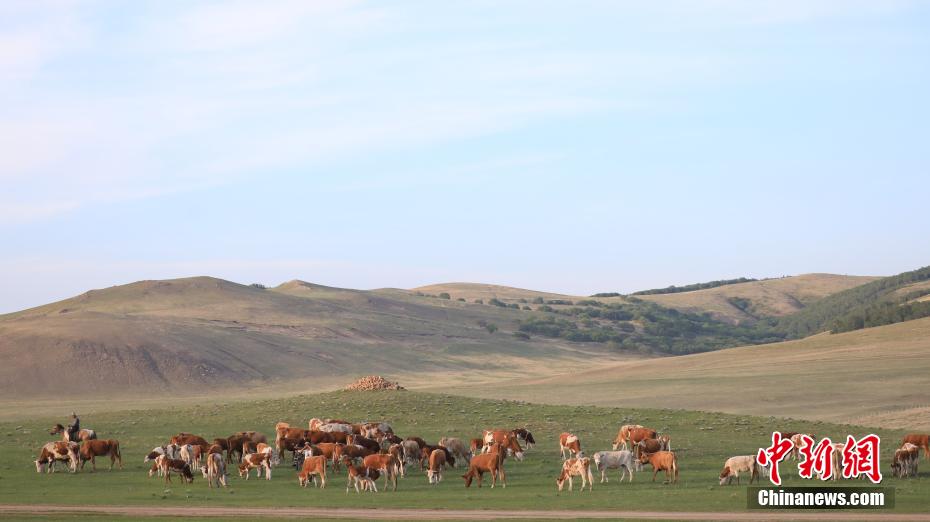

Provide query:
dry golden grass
left=430, top=316, right=930, bottom=430
left=411, top=282, right=572, bottom=302
left=637, top=273, right=879, bottom=323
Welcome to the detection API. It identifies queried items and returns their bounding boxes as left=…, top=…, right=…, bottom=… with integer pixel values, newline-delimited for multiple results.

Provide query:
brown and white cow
left=612, top=424, right=644, bottom=451
left=427, top=448, right=447, bottom=485
left=559, top=432, right=582, bottom=460
left=202, top=451, right=229, bottom=488
left=639, top=450, right=679, bottom=484
left=35, top=441, right=79, bottom=473
left=556, top=457, right=594, bottom=492
left=298, top=455, right=328, bottom=488
left=891, top=443, right=920, bottom=478
left=79, top=439, right=122, bottom=471
left=156, top=454, right=194, bottom=484
left=238, top=452, right=272, bottom=480
left=902, top=434, right=930, bottom=460
left=481, top=430, right=524, bottom=461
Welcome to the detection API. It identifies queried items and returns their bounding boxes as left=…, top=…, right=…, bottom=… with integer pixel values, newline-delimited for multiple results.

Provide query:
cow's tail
left=673, top=455, right=679, bottom=483
left=112, top=440, right=122, bottom=461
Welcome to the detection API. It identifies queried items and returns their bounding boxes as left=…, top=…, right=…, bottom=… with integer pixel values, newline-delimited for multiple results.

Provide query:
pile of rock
left=344, top=375, right=405, bottom=391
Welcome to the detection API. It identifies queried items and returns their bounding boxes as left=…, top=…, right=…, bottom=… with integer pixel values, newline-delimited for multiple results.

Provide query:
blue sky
left=2, top=1, right=929, bottom=312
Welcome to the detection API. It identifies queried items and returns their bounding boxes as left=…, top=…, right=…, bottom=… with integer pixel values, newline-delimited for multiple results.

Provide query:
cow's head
left=719, top=466, right=732, bottom=485
left=49, top=424, right=64, bottom=435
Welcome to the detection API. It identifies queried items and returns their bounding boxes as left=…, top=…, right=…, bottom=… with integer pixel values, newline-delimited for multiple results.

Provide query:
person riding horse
left=67, top=412, right=81, bottom=442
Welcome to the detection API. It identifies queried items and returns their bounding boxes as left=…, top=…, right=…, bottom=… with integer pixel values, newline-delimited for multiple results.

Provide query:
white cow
left=719, top=455, right=762, bottom=485
left=592, top=450, right=638, bottom=483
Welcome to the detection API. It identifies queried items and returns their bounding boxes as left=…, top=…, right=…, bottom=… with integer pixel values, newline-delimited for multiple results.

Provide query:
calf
left=556, top=457, right=594, bottom=492
left=592, top=450, right=637, bottom=483
left=157, top=455, right=193, bottom=484
left=559, top=432, right=582, bottom=460
left=298, top=455, right=328, bottom=488
left=427, top=448, right=446, bottom=484
left=343, top=456, right=379, bottom=493
left=79, top=439, right=122, bottom=472
left=238, top=452, right=272, bottom=480
left=639, top=451, right=678, bottom=484
left=719, top=455, right=760, bottom=485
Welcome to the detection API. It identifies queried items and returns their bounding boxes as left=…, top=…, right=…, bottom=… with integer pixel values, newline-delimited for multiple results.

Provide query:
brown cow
left=298, top=455, right=328, bottom=488
left=420, top=445, right=455, bottom=470
left=470, top=438, right=484, bottom=454
left=347, top=434, right=381, bottom=453
left=627, top=428, right=657, bottom=447
left=171, top=433, right=209, bottom=451
left=462, top=445, right=506, bottom=488
left=902, top=434, right=930, bottom=460
left=363, top=454, right=399, bottom=491
left=556, top=457, right=593, bottom=492
left=635, top=438, right=665, bottom=458
left=79, top=439, right=122, bottom=471
left=427, top=448, right=447, bottom=484
left=639, top=450, right=678, bottom=484
left=336, top=443, right=375, bottom=464
left=559, top=432, right=582, bottom=460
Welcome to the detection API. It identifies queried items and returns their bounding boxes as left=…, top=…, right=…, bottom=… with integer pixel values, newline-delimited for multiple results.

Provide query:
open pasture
left=0, top=390, right=927, bottom=515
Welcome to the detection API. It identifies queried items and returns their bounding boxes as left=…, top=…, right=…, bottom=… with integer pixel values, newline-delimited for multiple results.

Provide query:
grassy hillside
left=411, top=282, right=571, bottom=303
left=434, top=316, right=930, bottom=431
left=778, top=265, right=930, bottom=337
left=637, top=274, right=879, bottom=324
left=0, top=277, right=625, bottom=398
left=0, top=390, right=926, bottom=514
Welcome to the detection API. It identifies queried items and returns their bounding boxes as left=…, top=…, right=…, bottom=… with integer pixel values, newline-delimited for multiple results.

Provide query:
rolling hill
left=635, top=274, right=880, bottom=324
left=0, top=277, right=626, bottom=398
left=433, top=315, right=930, bottom=430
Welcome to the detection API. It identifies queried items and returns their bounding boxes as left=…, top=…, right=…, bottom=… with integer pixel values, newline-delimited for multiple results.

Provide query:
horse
left=49, top=423, right=97, bottom=443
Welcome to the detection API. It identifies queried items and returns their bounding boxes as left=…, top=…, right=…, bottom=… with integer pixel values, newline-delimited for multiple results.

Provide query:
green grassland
left=0, top=390, right=926, bottom=514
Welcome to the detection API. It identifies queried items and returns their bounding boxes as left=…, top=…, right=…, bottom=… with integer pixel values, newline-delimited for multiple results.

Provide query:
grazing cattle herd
left=32, top=418, right=927, bottom=493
